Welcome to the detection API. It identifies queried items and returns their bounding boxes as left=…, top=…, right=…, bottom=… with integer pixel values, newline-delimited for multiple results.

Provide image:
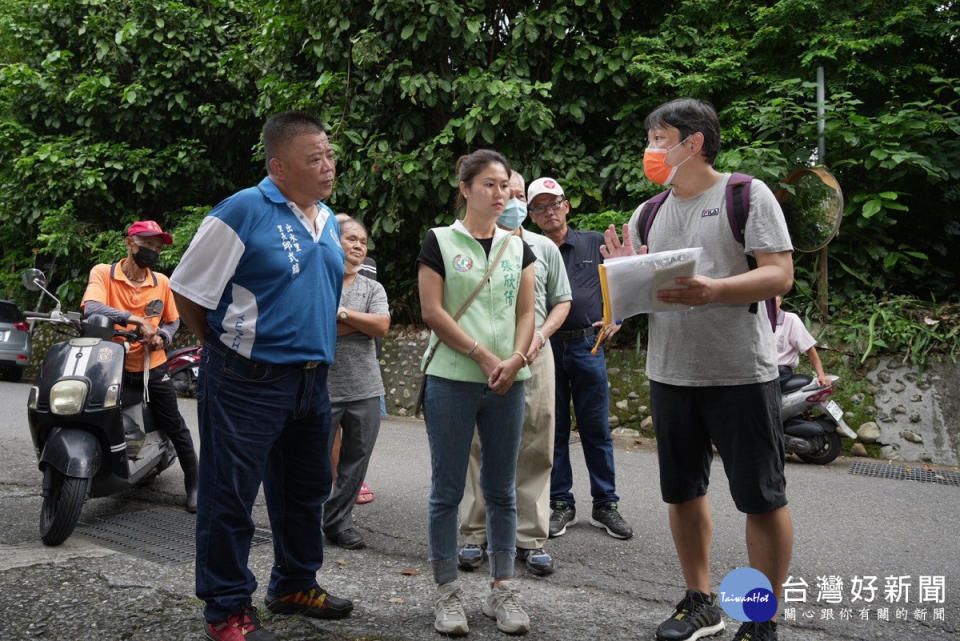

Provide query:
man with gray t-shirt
left=603, top=98, right=794, bottom=641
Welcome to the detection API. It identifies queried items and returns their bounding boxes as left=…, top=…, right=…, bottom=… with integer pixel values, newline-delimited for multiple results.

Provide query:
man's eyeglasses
left=529, top=198, right=566, bottom=216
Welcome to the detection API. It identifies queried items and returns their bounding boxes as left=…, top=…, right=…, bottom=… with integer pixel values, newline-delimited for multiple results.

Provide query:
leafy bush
left=1, top=0, right=957, bottom=322
left=790, top=294, right=960, bottom=366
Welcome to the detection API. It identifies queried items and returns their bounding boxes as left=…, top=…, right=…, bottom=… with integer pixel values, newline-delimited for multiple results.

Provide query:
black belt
left=203, top=331, right=325, bottom=378
left=554, top=326, right=600, bottom=341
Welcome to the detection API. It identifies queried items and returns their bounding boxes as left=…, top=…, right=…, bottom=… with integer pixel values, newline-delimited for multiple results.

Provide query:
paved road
left=0, top=379, right=957, bottom=640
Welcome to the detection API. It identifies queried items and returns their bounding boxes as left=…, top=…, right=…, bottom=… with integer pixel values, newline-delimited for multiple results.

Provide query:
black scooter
left=22, top=269, right=176, bottom=546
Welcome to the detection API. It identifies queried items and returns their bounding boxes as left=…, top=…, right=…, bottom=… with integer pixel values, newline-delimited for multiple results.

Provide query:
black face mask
left=132, top=247, right=159, bottom=269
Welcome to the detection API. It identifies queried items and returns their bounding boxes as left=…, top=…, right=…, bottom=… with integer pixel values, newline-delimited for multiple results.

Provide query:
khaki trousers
left=459, top=345, right=555, bottom=550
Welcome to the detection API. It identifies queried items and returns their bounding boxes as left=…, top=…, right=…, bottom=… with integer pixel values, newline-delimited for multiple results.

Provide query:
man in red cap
left=81, top=219, right=199, bottom=512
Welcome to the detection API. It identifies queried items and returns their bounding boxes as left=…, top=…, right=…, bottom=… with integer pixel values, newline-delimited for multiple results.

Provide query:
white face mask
left=498, top=198, right=528, bottom=229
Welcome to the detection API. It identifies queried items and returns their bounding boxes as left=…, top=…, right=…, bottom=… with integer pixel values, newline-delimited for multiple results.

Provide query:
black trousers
left=123, top=362, right=197, bottom=467
left=777, top=364, right=794, bottom=389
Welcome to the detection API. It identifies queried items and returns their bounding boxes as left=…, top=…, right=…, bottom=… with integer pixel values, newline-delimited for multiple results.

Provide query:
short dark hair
left=644, top=98, right=721, bottom=165
left=262, top=111, right=326, bottom=172
left=455, top=149, right=511, bottom=212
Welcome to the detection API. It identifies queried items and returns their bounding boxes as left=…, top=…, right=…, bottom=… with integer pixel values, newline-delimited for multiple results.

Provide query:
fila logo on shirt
left=702, top=208, right=720, bottom=217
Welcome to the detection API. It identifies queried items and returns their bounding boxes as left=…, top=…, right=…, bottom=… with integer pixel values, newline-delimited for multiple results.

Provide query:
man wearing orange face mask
left=602, top=98, right=794, bottom=641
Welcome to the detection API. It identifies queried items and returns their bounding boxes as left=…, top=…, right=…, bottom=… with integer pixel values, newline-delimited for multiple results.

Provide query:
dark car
left=0, top=300, right=32, bottom=381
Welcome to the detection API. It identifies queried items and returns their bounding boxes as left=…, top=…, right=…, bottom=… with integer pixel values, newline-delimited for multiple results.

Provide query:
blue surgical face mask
left=498, top=198, right=527, bottom=229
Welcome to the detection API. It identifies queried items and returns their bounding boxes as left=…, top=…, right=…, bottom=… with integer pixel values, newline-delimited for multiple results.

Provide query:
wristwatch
left=338, top=308, right=349, bottom=321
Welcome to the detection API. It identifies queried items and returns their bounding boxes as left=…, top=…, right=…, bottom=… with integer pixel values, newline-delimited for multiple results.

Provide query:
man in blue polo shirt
left=526, top=177, right=634, bottom=542
left=172, top=111, right=352, bottom=641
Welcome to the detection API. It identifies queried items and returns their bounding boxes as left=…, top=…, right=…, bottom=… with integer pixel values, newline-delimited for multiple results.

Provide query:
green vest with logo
left=421, top=225, right=531, bottom=383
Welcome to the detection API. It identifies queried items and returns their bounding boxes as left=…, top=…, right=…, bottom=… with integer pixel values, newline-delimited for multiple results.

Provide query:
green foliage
left=0, top=0, right=259, bottom=306
left=1, top=0, right=957, bottom=321
left=566, top=209, right=631, bottom=234
left=791, top=294, right=960, bottom=368
left=251, top=0, right=652, bottom=319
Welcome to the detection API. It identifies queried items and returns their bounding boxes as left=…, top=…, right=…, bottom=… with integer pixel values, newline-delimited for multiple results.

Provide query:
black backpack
left=635, top=172, right=777, bottom=331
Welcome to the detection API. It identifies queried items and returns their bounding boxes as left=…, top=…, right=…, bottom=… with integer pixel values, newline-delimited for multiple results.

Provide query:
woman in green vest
left=417, top=149, right=537, bottom=636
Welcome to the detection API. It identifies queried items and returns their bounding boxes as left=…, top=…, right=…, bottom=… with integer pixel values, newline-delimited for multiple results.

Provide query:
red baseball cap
left=127, top=220, right=173, bottom=245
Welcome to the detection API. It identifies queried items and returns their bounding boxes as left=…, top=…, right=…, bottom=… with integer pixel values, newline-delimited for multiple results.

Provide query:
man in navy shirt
left=526, top=177, right=634, bottom=542
left=172, top=111, right=352, bottom=641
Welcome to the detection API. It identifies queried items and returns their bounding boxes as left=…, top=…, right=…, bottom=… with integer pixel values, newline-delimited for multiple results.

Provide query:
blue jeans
left=424, top=375, right=525, bottom=584
left=551, top=335, right=619, bottom=507
left=195, top=335, right=333, bottom=623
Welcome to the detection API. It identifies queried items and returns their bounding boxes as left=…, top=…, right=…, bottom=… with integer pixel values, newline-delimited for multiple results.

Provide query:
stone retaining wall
left=24, top=323, right=960, bottom=466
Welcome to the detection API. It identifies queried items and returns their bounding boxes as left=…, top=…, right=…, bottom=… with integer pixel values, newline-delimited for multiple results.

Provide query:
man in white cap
left=526, top=177, right=633, bottom=541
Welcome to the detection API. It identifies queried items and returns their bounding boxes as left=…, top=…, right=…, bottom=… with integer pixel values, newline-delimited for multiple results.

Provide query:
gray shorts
left=650, top=379, right=787, bottom=514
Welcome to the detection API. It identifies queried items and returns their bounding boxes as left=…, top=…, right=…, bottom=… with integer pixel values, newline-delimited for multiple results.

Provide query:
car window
left=0, top=301, right=22, bottom=323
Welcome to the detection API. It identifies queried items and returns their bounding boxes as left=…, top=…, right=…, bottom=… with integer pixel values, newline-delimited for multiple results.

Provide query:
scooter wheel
left=39, top=469, right=89, bottom=546
left=797, top=428, right=842, bottom=465
left=171, top=368, right=196, bottom=397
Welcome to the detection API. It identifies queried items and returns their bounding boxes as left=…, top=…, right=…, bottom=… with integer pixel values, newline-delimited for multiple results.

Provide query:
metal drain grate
left=848, top=460, right=960, bottom=488
left=76, top=507, right=272, bottom=564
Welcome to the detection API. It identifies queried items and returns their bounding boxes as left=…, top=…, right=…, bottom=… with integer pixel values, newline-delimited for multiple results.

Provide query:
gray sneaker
left=434, top=581, right=469, bottom=636
left=548, top=501, right=577, bottom=538
left=482, top=580, right=530, bottom=635
left=590, top=502, right=633, bottom=539
left=457, top=542, right=486, bottom=570
left=517, top=547, right=555, bottom=576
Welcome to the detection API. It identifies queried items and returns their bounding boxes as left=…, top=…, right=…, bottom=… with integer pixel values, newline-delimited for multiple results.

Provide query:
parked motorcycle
left=781, top=373, right=857, bottom=465
left=167, top=345, right=201, bottom=397
left=22, top=269, right=176, bottom=546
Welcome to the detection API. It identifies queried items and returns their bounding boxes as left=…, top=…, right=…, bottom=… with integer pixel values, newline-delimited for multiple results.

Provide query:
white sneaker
left=434, top=581, right=469, bottom=636
left=482, top=580, right=530, bottom=634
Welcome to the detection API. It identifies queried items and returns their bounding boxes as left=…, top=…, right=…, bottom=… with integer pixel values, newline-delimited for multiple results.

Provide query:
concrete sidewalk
left=1, top=411, right=958, bottom=640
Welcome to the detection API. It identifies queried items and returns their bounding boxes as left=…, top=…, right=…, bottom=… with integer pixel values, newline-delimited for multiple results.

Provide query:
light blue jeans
left=424, top=375, right=525, bottom=584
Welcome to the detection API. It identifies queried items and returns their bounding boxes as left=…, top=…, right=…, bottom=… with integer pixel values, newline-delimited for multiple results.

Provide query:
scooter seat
left=783, top=418, right=825, bottom=437
left=781, top=374, right=813, bottom=393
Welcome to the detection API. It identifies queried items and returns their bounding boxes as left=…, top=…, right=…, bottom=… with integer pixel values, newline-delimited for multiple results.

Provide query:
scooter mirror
left=22, top=268, right=46, bottom=292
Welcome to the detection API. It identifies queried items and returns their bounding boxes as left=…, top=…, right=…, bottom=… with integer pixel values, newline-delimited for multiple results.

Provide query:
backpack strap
left=725, top=172, right=752, bottom=245
left=636, top=188, right=672, bottom=246
left=640, top=175, right=776, bottom=332
left=724, top=173, right=777, bottom=332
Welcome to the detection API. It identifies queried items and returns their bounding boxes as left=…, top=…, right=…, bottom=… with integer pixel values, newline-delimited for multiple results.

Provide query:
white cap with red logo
left=526, top=177, right=565, bottom=204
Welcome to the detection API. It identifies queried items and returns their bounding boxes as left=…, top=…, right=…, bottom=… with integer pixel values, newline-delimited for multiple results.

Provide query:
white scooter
left=780, top=374, right=857, bottom=465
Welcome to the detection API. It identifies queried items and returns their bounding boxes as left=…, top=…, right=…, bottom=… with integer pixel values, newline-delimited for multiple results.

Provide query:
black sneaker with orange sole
left=264, top=585, right=354, bottom=620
